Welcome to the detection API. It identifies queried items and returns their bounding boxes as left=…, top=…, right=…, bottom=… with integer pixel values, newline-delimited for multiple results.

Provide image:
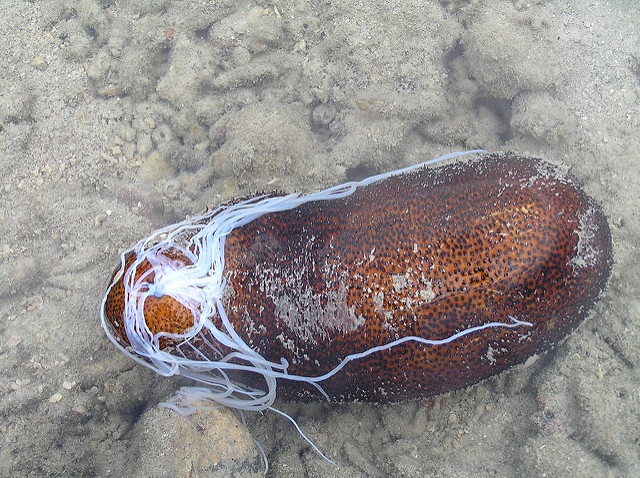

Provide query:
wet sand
left=0, top=1, right=638, bottom=477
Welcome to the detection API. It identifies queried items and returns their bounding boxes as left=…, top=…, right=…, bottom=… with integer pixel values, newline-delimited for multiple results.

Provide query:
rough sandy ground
left=0, top=1, right=638, bottom=476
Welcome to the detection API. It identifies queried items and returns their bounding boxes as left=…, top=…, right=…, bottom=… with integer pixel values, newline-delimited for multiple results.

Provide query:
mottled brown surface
left=103, top=251, right=196, bottom=350
left=103, top=154, right=613, bottom=402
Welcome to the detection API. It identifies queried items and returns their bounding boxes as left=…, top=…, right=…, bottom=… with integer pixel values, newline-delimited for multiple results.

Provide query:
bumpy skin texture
left=104, top=154, right=613, bottom=402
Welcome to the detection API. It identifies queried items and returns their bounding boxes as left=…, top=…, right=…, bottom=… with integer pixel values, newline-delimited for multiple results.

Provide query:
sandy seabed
left=0, top=1, right=638, bottom=477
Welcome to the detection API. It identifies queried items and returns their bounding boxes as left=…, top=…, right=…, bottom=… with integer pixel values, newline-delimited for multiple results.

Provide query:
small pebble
left=143, top=117, right=156, bottom=129
left=94, top=213, right=107, bottom=227
left=49, top=393, right=63, bottom=403
left=31, top=55, right=48, bottom=71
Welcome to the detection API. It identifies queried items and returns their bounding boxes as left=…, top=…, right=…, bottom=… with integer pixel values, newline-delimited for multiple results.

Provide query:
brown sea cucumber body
left=103, top=153, right=613, bottom=402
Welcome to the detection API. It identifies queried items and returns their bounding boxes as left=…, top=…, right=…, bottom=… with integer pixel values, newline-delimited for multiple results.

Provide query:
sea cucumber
left=101, top=151, right=612, bottom=410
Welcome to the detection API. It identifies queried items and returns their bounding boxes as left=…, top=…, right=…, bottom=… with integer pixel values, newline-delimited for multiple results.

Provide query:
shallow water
left=0, top=1, right=638, bottom=477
